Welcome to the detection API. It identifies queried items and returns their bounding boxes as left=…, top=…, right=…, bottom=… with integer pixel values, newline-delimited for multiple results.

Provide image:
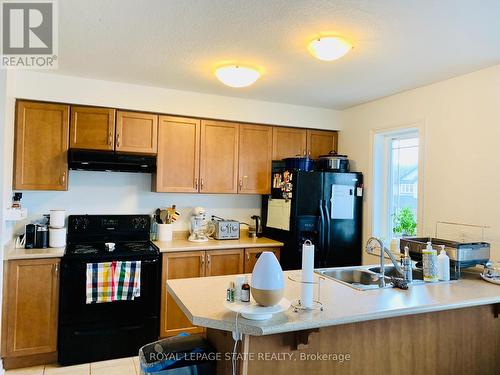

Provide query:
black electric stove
left=59, top=215, right=160, bottom=366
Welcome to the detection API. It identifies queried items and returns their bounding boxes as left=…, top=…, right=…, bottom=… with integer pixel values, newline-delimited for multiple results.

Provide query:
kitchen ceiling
left=57, top=0, right=500, bottom=109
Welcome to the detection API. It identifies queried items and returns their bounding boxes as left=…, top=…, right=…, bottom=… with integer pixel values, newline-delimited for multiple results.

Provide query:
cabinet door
left=238, top=124, right=273, bottom=194
left=306, top=129, right=338, bottom=159
left=154, top=116, right=200, bottom=193
left=3, top=259, right=60, bottom=358
left=272, top=127, right=307, bottom=160
left=244, top=248, right=281, bottom=273
left=116, top=111, right=158, bottom=154
left=13, top=101, right=69, bottom=191
left=70, top=106, right=116, bottom=151
left=161, top=252, right=205, bottom=338
left=199, top=120, right=239, bottom=193
left=205, top=249, right=244, bottom=276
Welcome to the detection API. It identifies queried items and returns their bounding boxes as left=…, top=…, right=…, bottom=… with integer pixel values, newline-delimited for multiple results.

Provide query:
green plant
left=393, top=207, right=417, bottom=236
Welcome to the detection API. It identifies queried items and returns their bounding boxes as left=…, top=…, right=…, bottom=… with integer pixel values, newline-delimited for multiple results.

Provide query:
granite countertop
left=153, top=236, right=283, bottom=252
left=167, top=268, right=500, bottom=336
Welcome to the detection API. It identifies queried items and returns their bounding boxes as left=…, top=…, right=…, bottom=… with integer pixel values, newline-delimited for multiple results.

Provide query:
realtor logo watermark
left=1, top=0, right=58, bottom=69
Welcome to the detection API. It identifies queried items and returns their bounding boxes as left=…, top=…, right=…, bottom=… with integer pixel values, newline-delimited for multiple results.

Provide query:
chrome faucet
left=365, top=237, right=404, bottom=287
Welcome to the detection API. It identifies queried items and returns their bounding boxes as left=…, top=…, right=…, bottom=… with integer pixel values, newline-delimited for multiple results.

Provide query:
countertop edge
left=3, top=242, right=65, bottom=260
left=154, top=237, right=284, bottom=253
left=178, top=296, right=500, bottom=336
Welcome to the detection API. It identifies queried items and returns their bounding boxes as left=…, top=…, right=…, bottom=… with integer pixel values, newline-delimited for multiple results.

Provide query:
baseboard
left=2, top=351, right=57, bottom=369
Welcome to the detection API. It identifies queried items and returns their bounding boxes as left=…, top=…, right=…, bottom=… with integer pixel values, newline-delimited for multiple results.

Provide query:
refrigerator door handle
left=318, top=199, right=326, bottom=266
left=323, top=200, right=332, bottom=261
left=319, top=199, right=329, bottom=267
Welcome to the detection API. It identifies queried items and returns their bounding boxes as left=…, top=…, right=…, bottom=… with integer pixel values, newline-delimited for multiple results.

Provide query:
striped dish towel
left=86, top=261, right=141, bottom=304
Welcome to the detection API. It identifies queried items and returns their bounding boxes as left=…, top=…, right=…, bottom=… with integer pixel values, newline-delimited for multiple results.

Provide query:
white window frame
left=370, top=123, right=425, bottom=243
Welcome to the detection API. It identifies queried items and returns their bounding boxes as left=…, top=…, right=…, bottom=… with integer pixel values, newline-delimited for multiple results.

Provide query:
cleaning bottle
left=437, top=245, right=450, bottom=281
left=400, top=246, right=413, bottom=283
left=422, top=241, right=438, bottom=282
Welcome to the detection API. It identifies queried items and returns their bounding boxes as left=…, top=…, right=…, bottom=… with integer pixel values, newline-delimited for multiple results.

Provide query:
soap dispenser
left=400, top=246, right=413, bottom=283
left=437, top=245, right=450, bottom=281
left=422, top=241, right=438, bottom=282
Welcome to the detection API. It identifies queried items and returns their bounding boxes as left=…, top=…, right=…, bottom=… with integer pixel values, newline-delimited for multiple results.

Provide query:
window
left=373, top=129, right=420, bottom=242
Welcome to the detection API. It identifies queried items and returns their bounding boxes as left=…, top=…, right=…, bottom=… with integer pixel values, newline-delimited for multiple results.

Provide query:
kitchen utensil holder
left=287, top=273, right=325, bottom=312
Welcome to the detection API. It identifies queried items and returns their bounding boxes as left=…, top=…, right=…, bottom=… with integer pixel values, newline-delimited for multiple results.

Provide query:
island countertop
left=167, top=268, right=500, bottom=336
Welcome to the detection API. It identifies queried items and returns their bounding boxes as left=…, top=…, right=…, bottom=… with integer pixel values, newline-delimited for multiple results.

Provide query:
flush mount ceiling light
left=308, top=36, right=352, bottom=61
left=214, top=65, right=260, bottom=88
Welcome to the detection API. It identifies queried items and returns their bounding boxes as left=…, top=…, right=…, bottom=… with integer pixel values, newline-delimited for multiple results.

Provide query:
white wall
left=340, top=64, right=500, bottom=262
left=3, top=71, right=341, bottom=240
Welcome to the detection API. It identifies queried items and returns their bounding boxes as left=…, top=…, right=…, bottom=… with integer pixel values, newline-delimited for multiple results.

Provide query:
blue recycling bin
left=139, top=334, right=216, bottom=375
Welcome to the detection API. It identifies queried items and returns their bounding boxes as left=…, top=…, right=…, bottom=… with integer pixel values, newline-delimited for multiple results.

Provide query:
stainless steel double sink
left=315, top=265, right=426, bottom=291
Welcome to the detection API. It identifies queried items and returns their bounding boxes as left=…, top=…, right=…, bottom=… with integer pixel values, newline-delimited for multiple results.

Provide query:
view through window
left=389, top=135, right=419, bottom=239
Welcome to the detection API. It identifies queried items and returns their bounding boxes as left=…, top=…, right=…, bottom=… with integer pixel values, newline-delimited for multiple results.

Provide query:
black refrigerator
left=262, top=164, right=363, bottom=270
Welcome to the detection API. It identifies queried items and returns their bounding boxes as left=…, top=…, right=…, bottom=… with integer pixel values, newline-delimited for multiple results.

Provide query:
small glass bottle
left=226, top=282, right=235, bottom=302
left=241, top=276, right=250, bottom=303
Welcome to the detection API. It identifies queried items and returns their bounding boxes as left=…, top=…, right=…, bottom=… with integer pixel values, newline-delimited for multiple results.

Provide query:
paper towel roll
left=301, top=240, right=315, bottom=308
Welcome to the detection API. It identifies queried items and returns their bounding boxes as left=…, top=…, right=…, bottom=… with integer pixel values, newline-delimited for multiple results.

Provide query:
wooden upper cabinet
left=3, top=258, right=60, bottom=358
left=154, top=116, right=200, bottom=193
left=70, top=106, right=116, bottom=151
left=199, top=120, right=239, bottom=193
left=115, top=111, right=158, bottom=154
left=272, top=127, right=307, bottom=160
left=238, top=124, right=273, bottom=194
left=205, top=249, right=244, bottom=277
left=306, top=129, right=338, bottom=159
left=13, top=101, right=69, bottom=191
left=160, top=252, right=205, bottom=338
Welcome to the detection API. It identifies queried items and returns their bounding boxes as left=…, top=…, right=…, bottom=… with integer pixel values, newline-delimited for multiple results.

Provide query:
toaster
left=211, top=218, right=240, bottom=240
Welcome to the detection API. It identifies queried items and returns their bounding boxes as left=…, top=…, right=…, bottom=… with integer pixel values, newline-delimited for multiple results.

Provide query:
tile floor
left=5, top=357, right=140, bottom=375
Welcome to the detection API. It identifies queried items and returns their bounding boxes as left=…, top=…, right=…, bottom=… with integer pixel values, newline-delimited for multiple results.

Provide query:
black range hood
left=68, top=150, right=156, bottom=173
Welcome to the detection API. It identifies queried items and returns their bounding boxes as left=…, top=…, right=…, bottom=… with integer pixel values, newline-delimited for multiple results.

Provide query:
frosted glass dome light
left=215, top=65, right=260, bottom=88
left=308, top=36, right=352, bottom=61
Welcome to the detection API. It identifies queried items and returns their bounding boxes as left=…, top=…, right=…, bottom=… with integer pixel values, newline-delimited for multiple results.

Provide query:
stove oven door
left=58, top=255, right=160, bottom=365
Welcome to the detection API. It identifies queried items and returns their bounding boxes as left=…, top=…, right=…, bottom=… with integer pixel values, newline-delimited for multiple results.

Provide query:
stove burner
left=123, top=242, right=150, bottom=252
left=73, top=245, right=99, bottom=254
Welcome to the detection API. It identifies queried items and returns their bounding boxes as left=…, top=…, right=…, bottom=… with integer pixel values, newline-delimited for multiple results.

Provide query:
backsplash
left=12, top=170, right=262, bottom=236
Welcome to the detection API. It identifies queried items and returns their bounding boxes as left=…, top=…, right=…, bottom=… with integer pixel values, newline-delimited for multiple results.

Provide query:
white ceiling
left=57, top=0, right=500, bottom=109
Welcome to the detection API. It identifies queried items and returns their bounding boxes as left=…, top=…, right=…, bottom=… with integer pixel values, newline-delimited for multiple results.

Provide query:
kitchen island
left=167, top=269, right=500, bottom=375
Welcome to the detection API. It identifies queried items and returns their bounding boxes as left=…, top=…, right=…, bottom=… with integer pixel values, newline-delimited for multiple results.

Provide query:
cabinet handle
left=116, top=133, right=121, bottom=148
left=54, top=264, right=59, bottom=275
left=108, top=131, right=113, bottom=146
left=201, top=253, right=205, bottom=265
left=207, top=254, right=211, bottom=264
left=246, top=252, right=250, bottom=261
left=239, top=179, right=243, bottom=189
left=303, top=149, right=306, bottom=156
left=60, top=172, right=67, bottom=185
left=200, top=178, right=204, bottom=190
left=194, top=178, right=198, bottom=190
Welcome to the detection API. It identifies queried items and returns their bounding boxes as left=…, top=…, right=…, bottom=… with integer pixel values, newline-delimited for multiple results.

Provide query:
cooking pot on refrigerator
left=284, top=156, right=314, bottom=171
left=318, top=151, right=350, bottom=172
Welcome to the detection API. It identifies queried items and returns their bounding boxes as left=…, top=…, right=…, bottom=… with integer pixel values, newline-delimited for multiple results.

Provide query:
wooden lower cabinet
left=161, top=249, right=245, bottom=337
left=244, top=248, right=281, bottom=273
left=2, top=258, right=60, bottom=369
left=206, top=249, right=244, bottom=276
left=160, top=251, right=206, bottom=338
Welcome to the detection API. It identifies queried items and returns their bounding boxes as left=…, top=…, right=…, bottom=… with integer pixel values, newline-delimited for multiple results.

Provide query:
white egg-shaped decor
left=251, top=251, right=285, bottom=306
